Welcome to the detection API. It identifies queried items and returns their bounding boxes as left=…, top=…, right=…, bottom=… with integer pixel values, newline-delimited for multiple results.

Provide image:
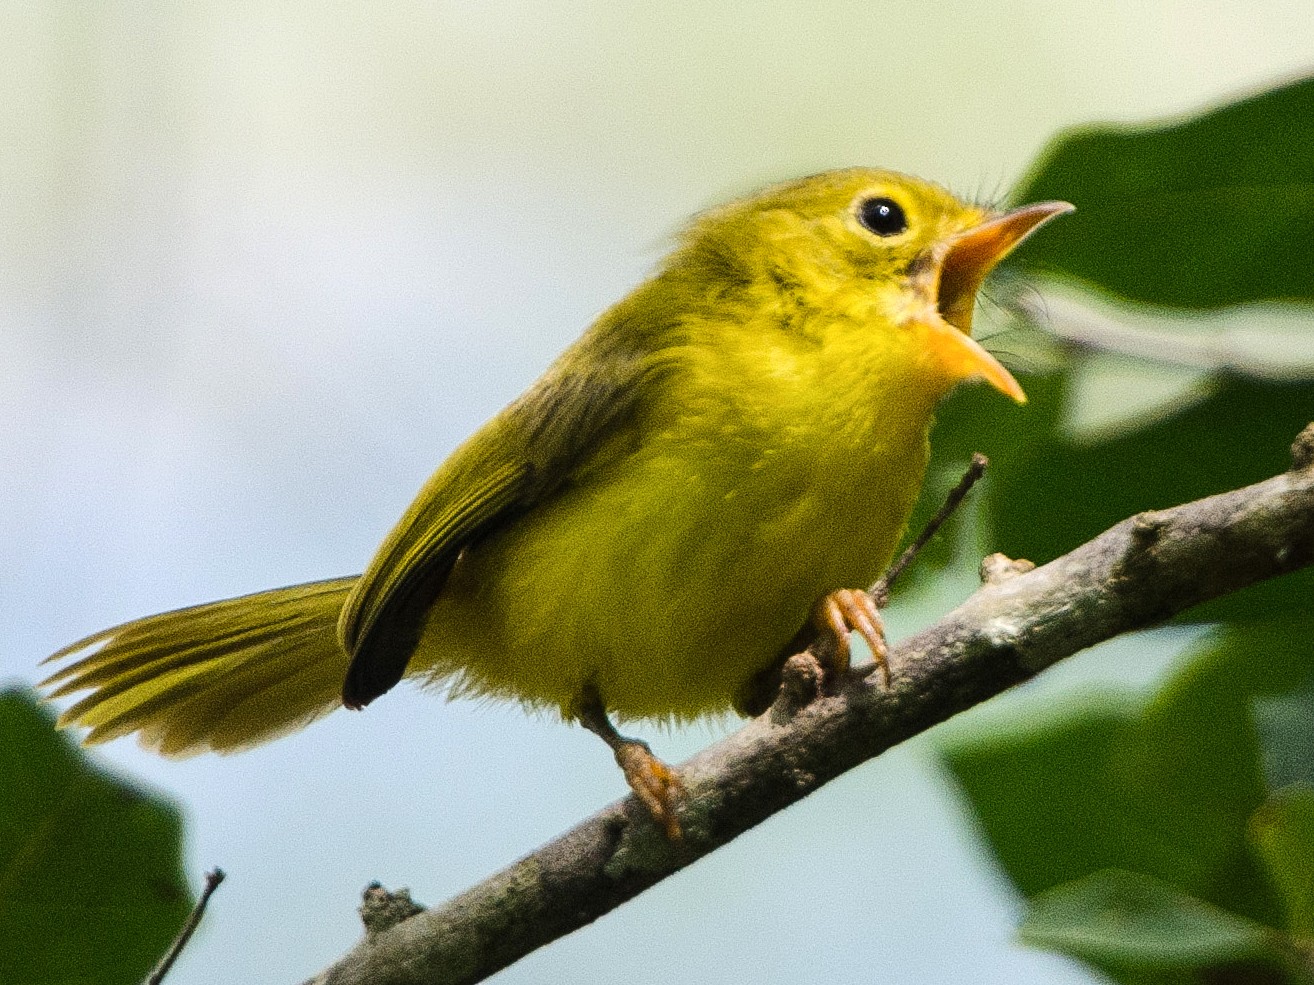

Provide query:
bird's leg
left=812, top=588, right=890, bottom=688
left=811, top=455, right=991, bottom=692
left=574, top=687, right=685, bottom=839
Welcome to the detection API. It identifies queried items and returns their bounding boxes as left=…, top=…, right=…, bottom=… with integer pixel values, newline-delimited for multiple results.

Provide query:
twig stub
left=769, top=651, right=825, bottom=722
left=360, top=883, right=427, bottom=936
left=979, top=553, right=1036, bottom=585
left=147, top=867, right=225, bottom=985
left=870, top=453, right=989, bottom=607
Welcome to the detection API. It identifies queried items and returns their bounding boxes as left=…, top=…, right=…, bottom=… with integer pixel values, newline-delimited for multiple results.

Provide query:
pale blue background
left=3, top=2, right=1310, bottom=982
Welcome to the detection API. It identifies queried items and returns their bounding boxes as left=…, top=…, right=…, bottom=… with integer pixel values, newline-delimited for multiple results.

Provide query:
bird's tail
left=40, top=577, right=358, bottom=757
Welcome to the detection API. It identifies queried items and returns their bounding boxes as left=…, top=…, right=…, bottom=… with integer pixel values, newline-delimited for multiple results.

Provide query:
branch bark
left=304, top=423, right=1314, bottom=985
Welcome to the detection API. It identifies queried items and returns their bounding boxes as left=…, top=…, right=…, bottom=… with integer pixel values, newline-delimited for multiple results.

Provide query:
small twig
left=870, top=453, right=989, bottom=606
left=359, top=882, right=427, bottom=937
left=147, top=868, right=226, bottom=985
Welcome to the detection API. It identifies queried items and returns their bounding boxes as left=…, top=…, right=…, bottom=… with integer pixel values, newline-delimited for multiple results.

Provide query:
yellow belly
left=406, top=295, right=951, bottom=721
left=409, top=396, right=932, bottom=722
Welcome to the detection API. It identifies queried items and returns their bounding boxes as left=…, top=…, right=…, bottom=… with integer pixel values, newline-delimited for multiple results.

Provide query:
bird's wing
left=338, top=338, right=652, bottom=708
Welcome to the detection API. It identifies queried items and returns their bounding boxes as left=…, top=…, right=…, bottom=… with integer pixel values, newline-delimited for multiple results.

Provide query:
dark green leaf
left=1008, top=75, right=1314, bottom=309
left=965, top=75, right=1314, bottom=615
left=989, top=374, right=1313, bottom=570
left=944, top=74, right=1314, bottom=985
left=941, top=691, right=1147, bottom=897
left=0, top=688, right=192, bottom=985
left=943, top=619, right=1314, bottom=928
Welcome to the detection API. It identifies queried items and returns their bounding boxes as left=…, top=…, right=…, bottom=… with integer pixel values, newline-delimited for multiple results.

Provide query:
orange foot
left=813, top=588, right=891, bottom=687
left=574, top=688, right=687, bottom=839
left=613, top=740, right=686, bottom=840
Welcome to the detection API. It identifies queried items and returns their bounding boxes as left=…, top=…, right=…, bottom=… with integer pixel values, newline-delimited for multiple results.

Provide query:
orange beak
left=925, top=200, right=1074, bottom=404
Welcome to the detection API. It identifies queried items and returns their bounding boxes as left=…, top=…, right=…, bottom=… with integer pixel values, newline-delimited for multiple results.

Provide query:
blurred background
left=4, top=1, right=1313, bottom=982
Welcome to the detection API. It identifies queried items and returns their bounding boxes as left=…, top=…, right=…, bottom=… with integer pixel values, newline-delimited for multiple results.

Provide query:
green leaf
left=969, top=75, right=1314, bottom=619
left=941, top=691, right=1149, bottom=897
left=0, top=688, right=192, bottom=985
left=989, top=372, right=1314, bottom=570
left=1250, top=789, right=1314, bottom=940
left=1021, top=868, right=1282, bottom=971
left=943, top=75, right=1314, bottom=985
left=943, top=619, right=1314, bottom=928
left=1008, top=74, right=1314, bottom=309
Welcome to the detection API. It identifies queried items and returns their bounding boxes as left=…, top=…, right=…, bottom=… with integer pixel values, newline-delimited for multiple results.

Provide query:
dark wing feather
left=338, top=333, right=655, bottom=708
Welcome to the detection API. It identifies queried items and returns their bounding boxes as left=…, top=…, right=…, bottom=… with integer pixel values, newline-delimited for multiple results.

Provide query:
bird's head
left=677, top=168, right=1072, bottom=403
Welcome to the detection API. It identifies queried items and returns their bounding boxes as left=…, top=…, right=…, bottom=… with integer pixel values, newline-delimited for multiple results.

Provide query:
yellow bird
left=42, top=169, right=1069, bottom=837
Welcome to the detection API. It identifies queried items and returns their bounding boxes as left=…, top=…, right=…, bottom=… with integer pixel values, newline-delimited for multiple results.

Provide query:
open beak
left=922, top=200, right=1074, bottom=404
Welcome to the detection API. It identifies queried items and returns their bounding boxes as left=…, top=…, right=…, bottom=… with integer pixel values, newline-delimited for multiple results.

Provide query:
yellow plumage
left=412, top=265, right=945, bottom=720
left=44, top=580, right=352, bottom=755
left=42, top=168, right=1068, bottom=780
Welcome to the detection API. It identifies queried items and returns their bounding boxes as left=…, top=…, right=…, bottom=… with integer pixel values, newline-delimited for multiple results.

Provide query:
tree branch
left=304, top=423, right=1314, bottom=985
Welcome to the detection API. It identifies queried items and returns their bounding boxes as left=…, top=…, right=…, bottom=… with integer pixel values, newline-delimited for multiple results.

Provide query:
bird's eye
left=857, top=197, right=908, bottom=237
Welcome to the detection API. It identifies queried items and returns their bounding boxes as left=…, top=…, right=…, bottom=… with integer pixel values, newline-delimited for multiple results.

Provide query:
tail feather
left=41, top=577, right=359, bottom=757
left=46, top=613, right=317, bottom=702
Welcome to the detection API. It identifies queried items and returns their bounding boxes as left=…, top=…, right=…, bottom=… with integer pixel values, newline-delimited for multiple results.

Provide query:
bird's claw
left=814, top=588, right=891, bottom=687
left=614, top=740, right=686, bottom=839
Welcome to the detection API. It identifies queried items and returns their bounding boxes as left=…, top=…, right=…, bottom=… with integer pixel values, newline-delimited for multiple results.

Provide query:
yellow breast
left=410, top=302, right=943, bottom=722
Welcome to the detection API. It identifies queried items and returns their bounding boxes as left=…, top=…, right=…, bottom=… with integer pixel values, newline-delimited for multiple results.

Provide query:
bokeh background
left=4, top=2, right=1313, bottom=982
